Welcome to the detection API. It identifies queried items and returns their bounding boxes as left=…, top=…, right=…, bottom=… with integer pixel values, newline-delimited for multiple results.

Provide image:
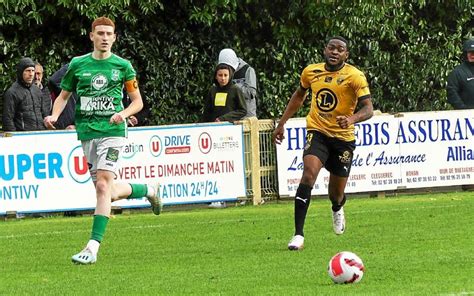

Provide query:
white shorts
left=81, top=137, right=126, bottom=181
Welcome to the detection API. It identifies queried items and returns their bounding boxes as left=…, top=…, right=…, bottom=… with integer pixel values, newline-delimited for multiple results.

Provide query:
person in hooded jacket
left=2, top=57, right=51, bottom=131
left=447, top=38, right=474, bottom=191
left=218, top=48, right=257, bottom=118
left=202, top=63, right=247, bottom=123
left=447, top=38, right=474, bottom=109
left=202, top=62, right=247, bottom=209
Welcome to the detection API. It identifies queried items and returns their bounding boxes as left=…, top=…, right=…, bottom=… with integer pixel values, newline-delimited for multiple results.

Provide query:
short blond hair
left=91, top=16, right=115, bottom=32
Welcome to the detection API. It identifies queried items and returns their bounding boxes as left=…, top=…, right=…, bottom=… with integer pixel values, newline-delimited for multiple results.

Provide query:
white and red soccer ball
left=328, top=251, right=365, bottom=284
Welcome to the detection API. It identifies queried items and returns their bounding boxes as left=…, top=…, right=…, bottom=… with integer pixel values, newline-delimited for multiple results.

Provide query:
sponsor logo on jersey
left=80, top=96, right=115, bottom=112
left=91, top=73, right=108, bottom=90
left=316, top=88, right=338, bottom=112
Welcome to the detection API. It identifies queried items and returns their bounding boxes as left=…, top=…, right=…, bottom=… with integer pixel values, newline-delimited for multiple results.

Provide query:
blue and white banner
left=0, top=123, right=246, bottom=214
left=276, top=110, right=474, bottom=196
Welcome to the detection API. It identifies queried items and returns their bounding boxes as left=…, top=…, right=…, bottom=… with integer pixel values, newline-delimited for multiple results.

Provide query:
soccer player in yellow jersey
left=273, top=36, right=374, bottom=250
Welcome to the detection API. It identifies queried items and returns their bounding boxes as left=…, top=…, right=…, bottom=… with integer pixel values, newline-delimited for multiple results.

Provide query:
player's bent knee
left=301, top=174, right=317, bottom=186
left=95, top=180, right=109, bottom=195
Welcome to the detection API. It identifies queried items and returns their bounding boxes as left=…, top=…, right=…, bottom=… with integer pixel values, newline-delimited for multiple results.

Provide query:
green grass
left=1, top=192, right=473, bottom=295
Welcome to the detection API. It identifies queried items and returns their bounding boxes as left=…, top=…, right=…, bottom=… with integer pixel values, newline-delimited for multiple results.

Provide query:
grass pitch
left=1, top=192, right=473, bottom=295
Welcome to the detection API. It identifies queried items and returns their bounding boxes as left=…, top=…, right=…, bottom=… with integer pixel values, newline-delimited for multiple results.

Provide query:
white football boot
left=71, top=248, right=97, bottom=265
left=147, top=183, right=163, bottom=215
left=332, top=207, right=346, bottom=235
left=287, top=235, right=304, bottom=251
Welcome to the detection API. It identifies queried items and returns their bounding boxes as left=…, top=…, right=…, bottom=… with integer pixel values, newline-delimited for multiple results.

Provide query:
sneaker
left=332, top=207, right=345, bottom=235
left=208, top=201, right=226, bottom=209
left=288, top=235, right=304, bottom=250
left=71, top=248, right=97, bottom=265
left=147, top=183, right=163, bottom=215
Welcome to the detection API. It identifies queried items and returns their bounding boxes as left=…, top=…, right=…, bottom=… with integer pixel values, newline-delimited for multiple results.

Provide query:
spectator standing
left=447, top=38, right=474, bottom=109
left=202, top=63, right=247, bottom=123
left=2, top=57, right=51, bottom=131
left=218, top=48, right=257, bottom=118
left=48, top=63, right=76, bottom=129
left=447, top=38, right=474, bottom=191
left=34, top=62, right=51, bottom=105
left=202, top=62, right=247, bottom=209
left=272, top=36, right=373, bottom=251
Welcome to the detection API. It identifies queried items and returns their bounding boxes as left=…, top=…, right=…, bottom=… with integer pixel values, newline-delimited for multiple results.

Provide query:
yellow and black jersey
left=300, top=62, right=371, bottom=142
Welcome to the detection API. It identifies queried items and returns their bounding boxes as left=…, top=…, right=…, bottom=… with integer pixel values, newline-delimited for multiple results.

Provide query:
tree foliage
left=0, top=0, right=472, bottom=126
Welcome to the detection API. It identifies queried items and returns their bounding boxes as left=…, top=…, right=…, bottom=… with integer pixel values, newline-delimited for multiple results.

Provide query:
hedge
left=0, top=0, right=472, bottom=126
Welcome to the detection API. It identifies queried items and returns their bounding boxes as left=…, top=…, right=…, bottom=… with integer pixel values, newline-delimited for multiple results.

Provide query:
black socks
left=331, top=194, right=346, bottom=212
left=294, top=183, right=312, bottom=236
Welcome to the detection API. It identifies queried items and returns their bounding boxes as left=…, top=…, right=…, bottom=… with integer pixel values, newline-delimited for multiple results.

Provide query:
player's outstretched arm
left=273, top=86, right=307, bottom=144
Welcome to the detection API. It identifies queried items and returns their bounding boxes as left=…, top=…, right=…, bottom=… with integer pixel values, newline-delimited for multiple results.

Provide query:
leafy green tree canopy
left=1, top=0, right=472, bottom=126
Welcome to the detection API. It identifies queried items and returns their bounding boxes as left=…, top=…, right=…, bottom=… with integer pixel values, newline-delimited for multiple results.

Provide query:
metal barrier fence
left=238, top=118, right=279, bottom=204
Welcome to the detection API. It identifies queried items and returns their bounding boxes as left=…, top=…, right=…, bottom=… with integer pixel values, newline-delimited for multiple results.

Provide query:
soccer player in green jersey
left=44, top=16, right=162, bottom=265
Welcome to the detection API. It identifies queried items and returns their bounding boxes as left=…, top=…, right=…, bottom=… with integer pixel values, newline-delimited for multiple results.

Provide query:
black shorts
left=302, top=130, right=355, bottom=177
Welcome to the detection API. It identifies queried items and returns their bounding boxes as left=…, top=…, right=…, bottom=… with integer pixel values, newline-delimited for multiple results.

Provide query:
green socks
left=90, top=184, right=148, bottom=243
left=127, top=184, right=148, bottom=199
left=90, top=215, right=109, bottom=243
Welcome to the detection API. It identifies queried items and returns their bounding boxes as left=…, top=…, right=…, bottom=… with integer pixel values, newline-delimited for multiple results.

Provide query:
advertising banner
left=0, top=123, right=246, bottom=214
left=397, top=111, right=474, bottom=188
left=276, top=110, right=474, bottom=196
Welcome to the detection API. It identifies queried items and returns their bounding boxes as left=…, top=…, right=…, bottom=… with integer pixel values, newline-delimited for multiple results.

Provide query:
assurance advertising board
left=276, top=110, right=474, bottom=196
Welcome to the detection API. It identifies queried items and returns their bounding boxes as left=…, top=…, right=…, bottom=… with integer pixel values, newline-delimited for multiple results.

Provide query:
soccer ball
left=327, top=251, right=365, bottom=284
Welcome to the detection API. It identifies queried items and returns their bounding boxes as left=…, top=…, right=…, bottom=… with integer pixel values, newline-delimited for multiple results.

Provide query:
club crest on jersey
left=91, top=74, right=108, bottom=90
left=111, top=69, right=120, bottom=81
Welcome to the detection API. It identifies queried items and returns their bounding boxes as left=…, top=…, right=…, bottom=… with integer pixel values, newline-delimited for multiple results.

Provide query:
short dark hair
left=327, top=36, right=349, bottom=49
left=216, top=63, right=234, bottom=76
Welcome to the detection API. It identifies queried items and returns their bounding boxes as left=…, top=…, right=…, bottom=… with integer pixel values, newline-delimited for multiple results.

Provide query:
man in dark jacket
left=447, top=38, right=474, bottom=191
left=48, top=63, right=76, bottom=129
left=447, top=38, right=474, bottom=109
left=2, top=57, right=51, bottom=131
